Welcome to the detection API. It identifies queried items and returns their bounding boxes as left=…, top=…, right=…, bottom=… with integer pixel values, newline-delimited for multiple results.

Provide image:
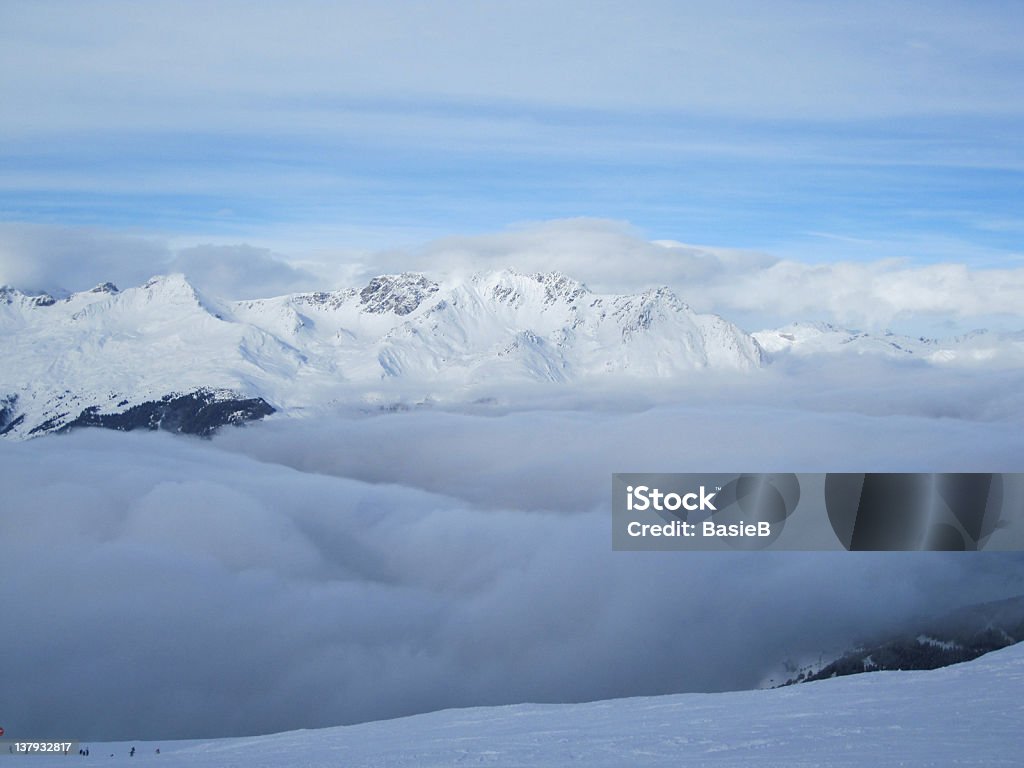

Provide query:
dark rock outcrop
left=48, top=389, right=275, bottom=437
left=781, top=594, right=1024, bottom=685
left=0, top=394, right=25, bottom=436
left=360, top=273, right=439, bottom=316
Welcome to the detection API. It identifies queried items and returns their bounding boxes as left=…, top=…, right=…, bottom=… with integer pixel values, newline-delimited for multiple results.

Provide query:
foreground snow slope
left=38, top=643, right=1023, bottom=767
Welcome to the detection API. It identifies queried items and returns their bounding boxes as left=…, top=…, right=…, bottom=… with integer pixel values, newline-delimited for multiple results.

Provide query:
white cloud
left=5, top=218, right=1024, bottom=333
left=2, top=397, right=1023, bottom=740
left=0, top=223, right=170, bottom=294
left=0, top=224, right=324, bottom=299
left=696, top=259, right=1024, bottom=331
left=2, top=3, right=1020, bottom=275
left=353, top=219, right=1024, bottom=333
left=355, top=218, right=775, bottom=294
left=168, top=244, right=321, bottom=300
left=2, top=0, right=1022, bottom=140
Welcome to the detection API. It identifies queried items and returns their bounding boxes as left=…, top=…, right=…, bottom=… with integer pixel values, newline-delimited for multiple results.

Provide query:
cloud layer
left=388, top=220, right=1024, bottom=331
left=3, top=387, right=1024, bottom=740
left=2, top=3, right=1021, bottom=258
left=3, top=1, right=1023, bottom=133
left=4, top=219, right=1024, bottom=334
left=0, top=223, right=319, bottom=299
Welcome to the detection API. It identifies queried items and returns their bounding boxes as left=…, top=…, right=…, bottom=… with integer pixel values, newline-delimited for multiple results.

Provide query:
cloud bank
left=3, top=0, right=1023, bottom=135
left=3, top=393, right=1024, bottom=740
left=2, top=3, right=1020, bottom=266
left=0, top=223, right=319, bottom=300
left=4, top=219, right=1024, bottom=334
left=361, top=219, right=1024, bottom=333
left=167, top=244, right=320, bottom=300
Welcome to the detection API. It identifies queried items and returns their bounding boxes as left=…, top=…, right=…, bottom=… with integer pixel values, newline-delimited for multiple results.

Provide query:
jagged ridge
left=0, top=270, right=764, bottom=438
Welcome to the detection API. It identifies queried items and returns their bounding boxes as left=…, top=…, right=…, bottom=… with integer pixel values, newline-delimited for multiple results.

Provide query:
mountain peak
left=143, top=272, right=195, bottom=291
left=2, top=267, right=768, bottom=438
left=531, top=270, right=589, bottom=304
left=468, top=269, right=589, bottom=308
left=636, top=285, right=681, bottom=303
left=139, top=273, right=220, bottom=308
left=359, top=273, right=439, bottom=315
left=130, top=273, right=234, bottom=321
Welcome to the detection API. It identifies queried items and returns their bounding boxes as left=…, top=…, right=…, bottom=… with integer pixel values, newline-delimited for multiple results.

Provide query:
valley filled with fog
left=4, top=234, right=1024, bottom=742
left=3, top=0, right=1023, bottom=758
left=3, top=366, right=1024, bottom=739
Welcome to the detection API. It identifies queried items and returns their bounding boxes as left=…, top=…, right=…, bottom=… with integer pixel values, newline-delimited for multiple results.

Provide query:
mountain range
left=753, top=322, right=1024, bottom=364
left=2, top=270, right=1021, bottom=438
left=778, top=594, right=1024, bottom=686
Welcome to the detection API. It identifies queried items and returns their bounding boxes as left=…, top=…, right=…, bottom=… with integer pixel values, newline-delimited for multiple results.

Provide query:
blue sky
left=4, top=108, right=1023, bottom=262
left=1, top=0, right=1023, bottom=330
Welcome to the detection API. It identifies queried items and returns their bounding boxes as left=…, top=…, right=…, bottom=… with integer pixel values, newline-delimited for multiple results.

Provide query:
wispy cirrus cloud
left=3, top=1, right=1023, bottom=133
left=1, top=2, right=1022, bottom=254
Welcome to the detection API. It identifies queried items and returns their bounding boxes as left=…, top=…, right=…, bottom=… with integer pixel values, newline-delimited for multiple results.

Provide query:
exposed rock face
left=47, top=390, right=275, bottom=437
left=1, top=269, right=769, bottom=438
left=359, top=273, right=440, bottom=316
left=0, top=394, right=25, bottom=436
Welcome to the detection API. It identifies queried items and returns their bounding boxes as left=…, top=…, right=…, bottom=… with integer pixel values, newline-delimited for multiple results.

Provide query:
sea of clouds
left=3, top=371, right=1024, bottom=739
left=4, top=221, right=1024, bottom=740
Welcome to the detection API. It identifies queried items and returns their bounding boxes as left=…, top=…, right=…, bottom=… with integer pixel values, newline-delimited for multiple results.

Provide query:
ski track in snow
left=30, top=644, right=1024, bottom=768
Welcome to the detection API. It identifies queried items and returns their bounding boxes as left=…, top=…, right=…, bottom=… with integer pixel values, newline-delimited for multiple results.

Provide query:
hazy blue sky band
left=3, top=113, right=1023, bottom=260
left=1, top=1, right=1022, bottom=261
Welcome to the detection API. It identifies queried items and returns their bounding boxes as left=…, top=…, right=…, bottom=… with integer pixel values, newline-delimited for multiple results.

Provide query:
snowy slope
left=0, top=270, right=762, bottom=437
left=7, top=270, right=1024, bottom=439
left=754, top=322, right=1024, bottom=365
left=777, top=594, right=1024, bottom=685
left=25, top=643, right=1024, bottom=767
left=0, top=276, right=297, bottom=438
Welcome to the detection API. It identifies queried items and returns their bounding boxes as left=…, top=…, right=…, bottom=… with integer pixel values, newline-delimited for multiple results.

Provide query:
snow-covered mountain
left=22, top=643, right=1024, bottom=767
left=6, top=270, right=1024, bottom=440
left=778, top=594, right=1024, bottom=686
left=0, top=270, right=762, bottom=438
left=754, top=321, right=1024, bottom=365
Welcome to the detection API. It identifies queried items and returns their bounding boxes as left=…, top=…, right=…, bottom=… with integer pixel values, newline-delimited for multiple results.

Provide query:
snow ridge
left=0, top=270, right=762, bottom=437
left=26, top=643, right=1024, bottom=767
left=753, top=322, right=1024, bottom=365
left=7, top=269, right=1024, bottom=439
